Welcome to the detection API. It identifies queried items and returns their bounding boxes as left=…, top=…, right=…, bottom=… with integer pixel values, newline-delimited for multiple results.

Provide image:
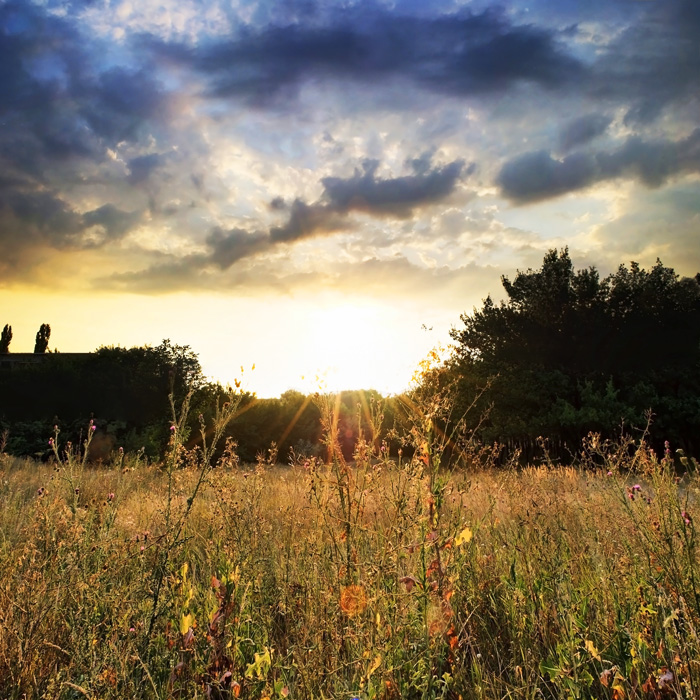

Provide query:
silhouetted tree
left=449, top=249, right=700, bottom=456
left=0, top=325, right=11, bottom=353
left=34, top=324, right=51, bottom=354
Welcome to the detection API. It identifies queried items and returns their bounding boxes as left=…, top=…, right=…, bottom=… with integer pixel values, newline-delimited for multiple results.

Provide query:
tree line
left=1, top=250, right=698, bottom=463
left=0, top=338, right=399, bottom=462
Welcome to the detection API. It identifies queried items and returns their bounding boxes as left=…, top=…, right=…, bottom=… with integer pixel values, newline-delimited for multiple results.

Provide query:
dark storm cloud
left=322, top=159, right=468, bottom=216
left=0, top=1, right=171, bottom=269
left=498, top=129, right=700, bottom=203
left=144, top=5, right=583, bottom=105
left=0, top=1, right=170, bottom=178
left=558, top=114, right=612, bottom=152
left=79, top=68, right=168, bottom=143
left=132, top=0, right=700, bottom=129
left=591, top=0, right=700, bottom=124
left=271, top=158, right=466, bottom=243
left=127, top=153, right=167, bottom=185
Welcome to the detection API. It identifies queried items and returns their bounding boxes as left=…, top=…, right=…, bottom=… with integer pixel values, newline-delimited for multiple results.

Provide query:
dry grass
left=0, top=430, right=699, bottom=700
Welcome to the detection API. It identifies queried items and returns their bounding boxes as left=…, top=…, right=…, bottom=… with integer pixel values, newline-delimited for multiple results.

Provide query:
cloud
left=127, top=153, right=168, bottom=185
left=0, top=184, right=141, bottom=277
left=498, top=129, right=700, bottom=203
left=82, top=204, right=142, bottom=240
left=0, top=1, right=172, bottom=187
left=269, top=157, right=465, bottom=244
left=102, top=156, right=469, bottom=290
left=269, top=200, right=346, bottom=243
left=558, top=114, right=612, bottom=152
left=206, top=227, right=270, bottom=268
left=321, top=159, right=468, bottom=216
left=590, top=0, right=700, bottom=124
left=144, top=5, right=584, bottom=105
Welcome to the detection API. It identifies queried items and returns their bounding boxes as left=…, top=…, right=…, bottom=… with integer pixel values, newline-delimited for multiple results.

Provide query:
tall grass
left=0, top=403, right=698, bottom=699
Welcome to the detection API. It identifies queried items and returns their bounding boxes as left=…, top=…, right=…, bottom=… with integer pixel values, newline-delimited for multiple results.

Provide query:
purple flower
left=90, top=425, right=96, bottom=431
left=107, top=492, right=115, bottom=502
left=633, top=484, right=642, bottom=491
left=170, top=425, right=176, bottom=432
left=606, top=471, right=612, bottom=476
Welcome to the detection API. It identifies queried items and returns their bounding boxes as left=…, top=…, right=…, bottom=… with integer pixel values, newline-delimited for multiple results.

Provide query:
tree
left=0, top=340, right=209, bottom=457
left=34, top=324, right=51, bottom=354
left=0, top=325, right=11, bottom=354
left=449, top=249, right=700, bottom=455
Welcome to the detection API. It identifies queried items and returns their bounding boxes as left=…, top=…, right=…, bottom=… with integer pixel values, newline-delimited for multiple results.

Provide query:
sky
left=1, top=0, right=699, bottom=396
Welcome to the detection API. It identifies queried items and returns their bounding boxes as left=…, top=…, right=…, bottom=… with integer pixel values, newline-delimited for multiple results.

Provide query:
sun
left=298, top=302, right=399, bottom=393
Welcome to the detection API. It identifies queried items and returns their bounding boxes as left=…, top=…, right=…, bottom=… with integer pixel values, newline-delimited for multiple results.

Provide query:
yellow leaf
left=585, top=639, right=601, bottom=661
left=180, top=612, right=194, bottom=635
left=367, top=654, right=382, bottom=679
left=455, top=527, right=473, bottom=546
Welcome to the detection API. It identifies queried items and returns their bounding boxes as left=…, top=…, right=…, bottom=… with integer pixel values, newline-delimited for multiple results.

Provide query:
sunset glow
left=1, top=0, right=698, bottom=396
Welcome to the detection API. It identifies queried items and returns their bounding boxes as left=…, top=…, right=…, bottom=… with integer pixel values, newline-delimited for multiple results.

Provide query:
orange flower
left=340, top=585, right=368, bottom=617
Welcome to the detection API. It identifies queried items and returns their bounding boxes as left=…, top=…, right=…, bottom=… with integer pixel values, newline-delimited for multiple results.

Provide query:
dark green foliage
left=33, top=323, right=50, bottom=353
left=0, top=340, right=203, bottom=457
left=0, top=324, right=11, bottom=353
left=450, top=249, right=700, bottom=456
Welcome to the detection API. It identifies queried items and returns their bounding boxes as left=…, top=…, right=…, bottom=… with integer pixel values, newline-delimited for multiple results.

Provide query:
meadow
left=0, top=393, right=698, bottom=699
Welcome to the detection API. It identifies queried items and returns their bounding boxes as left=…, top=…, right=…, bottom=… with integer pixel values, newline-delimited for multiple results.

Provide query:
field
left=0, top=401, right=699, bottom=699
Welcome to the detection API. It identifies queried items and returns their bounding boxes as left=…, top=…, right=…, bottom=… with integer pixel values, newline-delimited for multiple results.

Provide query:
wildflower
left=633, top=484, right=642, bottom=491
left=107, top=492, right=115, bottom=501
left=74, top=488, right=79, bottom=495
left=658, top=668, right=674, bottom=690
left=340, top=585, right=368, bottom=617
left=37, top=487, right=45, bottom=496
left=682, top=511, right=692, bottom=525
left=170, top=425, right=176, bottom=432
left=607, top=471, right=612, bottom=476
left=90, top=424, right=96, bottom=431
left=140, top=545, right=145, bottom=552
